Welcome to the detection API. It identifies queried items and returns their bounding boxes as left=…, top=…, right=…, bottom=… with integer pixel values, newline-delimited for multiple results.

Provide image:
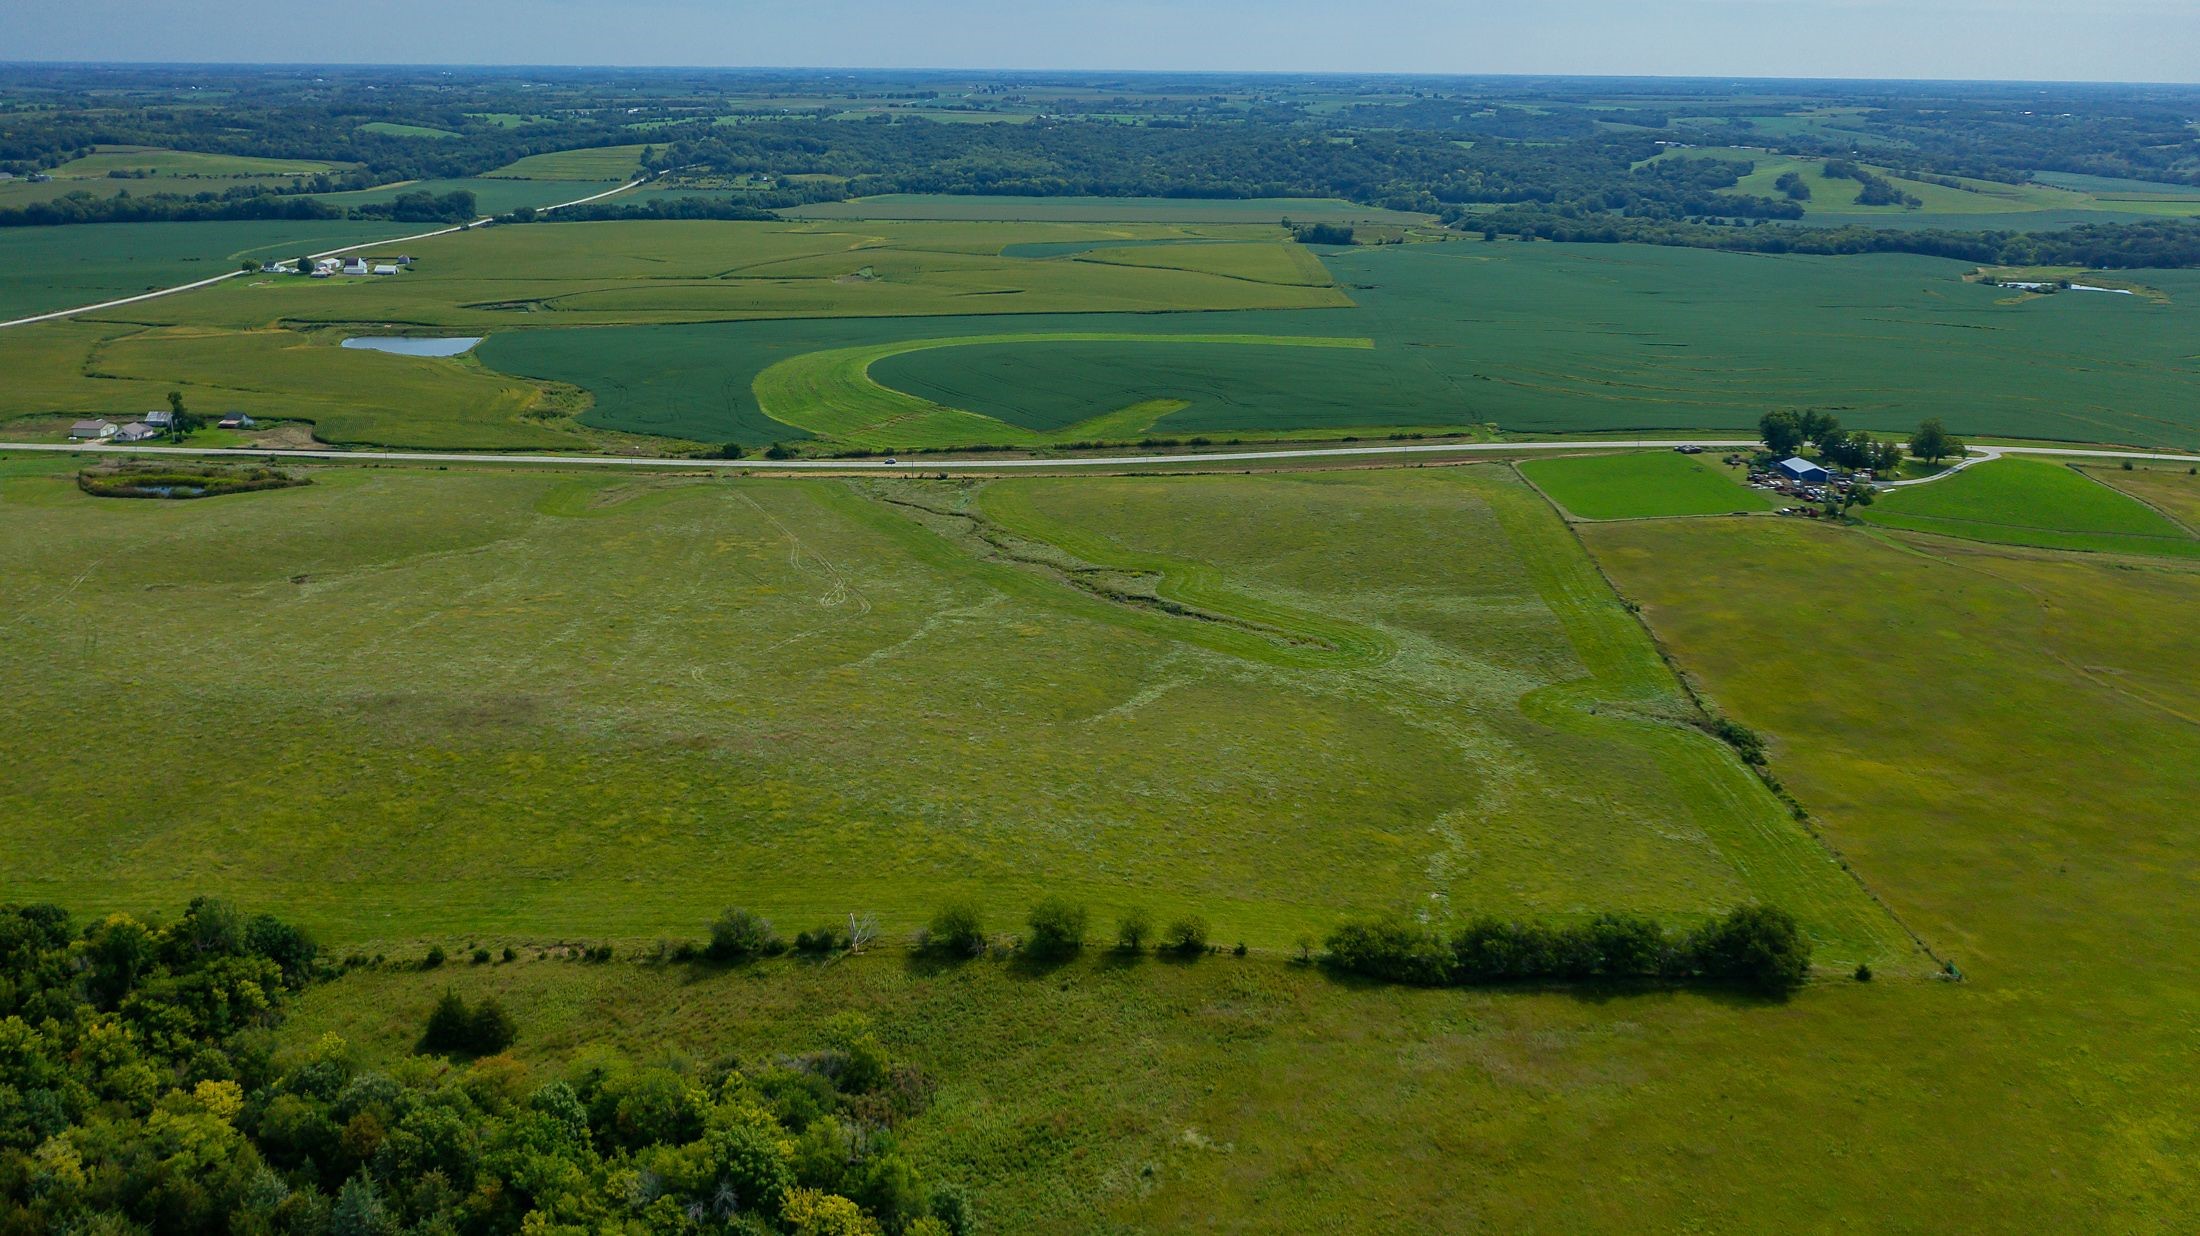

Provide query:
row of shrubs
left=708, top=898, right=1229, bottom=964
left=1322, top=904, right=1813, bottom=994
left=701, top=899, right=1814, bottom=993
left=396, top=901, right=1814, bottom=994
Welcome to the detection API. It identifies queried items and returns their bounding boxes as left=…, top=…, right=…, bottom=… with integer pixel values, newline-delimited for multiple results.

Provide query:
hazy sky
left=10, top=0, right=2199, bottom=84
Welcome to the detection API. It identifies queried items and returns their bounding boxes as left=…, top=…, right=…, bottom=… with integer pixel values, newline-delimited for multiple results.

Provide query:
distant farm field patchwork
left=1520, top=451, right=1776, bottom=520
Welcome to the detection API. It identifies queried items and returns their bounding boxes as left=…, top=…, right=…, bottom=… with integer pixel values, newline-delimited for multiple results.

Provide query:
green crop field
left=1519, top=450, right=1776, bottom=519
left=250, top=489, right=2200, bottom=1232
left=483, top=144, right=649, bottom=179
left=839, top=243, right=2200, bottom=449
left=0, top=459, right=1903, bottom=969
left=755, top=332, right=1373, bottom=447
left=0, top=219, right=427, bottom=319
left=477, top=241, right=2200, bottom=449
left=1865, top=458, right=2200, bottom=557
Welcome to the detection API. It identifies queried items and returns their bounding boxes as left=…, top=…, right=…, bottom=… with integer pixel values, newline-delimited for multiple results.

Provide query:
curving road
left=0, top=178, right=646, bottom=331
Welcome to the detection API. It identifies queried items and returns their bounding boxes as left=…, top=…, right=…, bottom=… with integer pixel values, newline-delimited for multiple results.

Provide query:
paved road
left=4, top=437, right=2192, bottom=474
left=0, top=438, right=1758, bottom=470
left=0, top=179, right=645, bottom=331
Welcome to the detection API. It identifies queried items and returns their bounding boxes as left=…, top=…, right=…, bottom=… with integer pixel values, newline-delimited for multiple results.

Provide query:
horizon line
left=2, top=61, right=2196, bottom=90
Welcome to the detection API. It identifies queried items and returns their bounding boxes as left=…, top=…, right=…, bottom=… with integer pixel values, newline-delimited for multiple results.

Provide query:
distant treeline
left=500, top=196, right=782, bottom=224
left=0, top=187, right=480, bottom=229
left=1471, top=211, right=2200, bottom=269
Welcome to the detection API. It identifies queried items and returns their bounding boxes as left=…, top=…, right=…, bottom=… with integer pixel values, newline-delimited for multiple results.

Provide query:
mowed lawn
left=276, top=503, right=2200, bottom=1232
left=1866, top=457, right=2200, bottom=557
left=1519, top=450, right=1774, bottom=519
left=0, top=459, right=1898, bottom=966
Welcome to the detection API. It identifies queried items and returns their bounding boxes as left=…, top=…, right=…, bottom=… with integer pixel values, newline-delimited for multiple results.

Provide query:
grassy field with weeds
left=1581, top=513, right=2200, bottom=1232
left=0, top=457, right=1899, bottom=969
left=276, top=494, right=2200, bottom=1229
left=1866, top=457, right=2200, bottom=557
left=1518, top=450, right=1775, bottom=519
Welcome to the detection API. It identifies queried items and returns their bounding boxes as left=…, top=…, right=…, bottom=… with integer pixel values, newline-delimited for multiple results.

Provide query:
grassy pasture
left=1519, top=450, right=1775, bottom=519
left=265, top=492, right=2200, bottom=1232
left=483, top=144, right=648, bottom=180
left=1865, top=458, right=2200, bottom=557
left=785, top=194, right=1435, bottom=224
left=0, top=462, right=1899, bottom=969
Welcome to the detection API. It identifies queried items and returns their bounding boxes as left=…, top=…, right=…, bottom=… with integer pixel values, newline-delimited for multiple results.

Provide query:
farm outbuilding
left=1777, top=457, right=1831, bottom=484
left=69, top=419, right=117, bottom=440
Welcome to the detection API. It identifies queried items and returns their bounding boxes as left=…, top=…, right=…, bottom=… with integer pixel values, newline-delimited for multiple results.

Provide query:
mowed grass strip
left=753, top=332, right=1373, bottom=447
left=1520, top=450, right=1775, bottom=520
left=1865, top=458, right=2200, bottom=557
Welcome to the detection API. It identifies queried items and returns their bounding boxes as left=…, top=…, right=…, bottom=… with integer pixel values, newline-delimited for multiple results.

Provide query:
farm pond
left=341, top=336, right=484, bottom=357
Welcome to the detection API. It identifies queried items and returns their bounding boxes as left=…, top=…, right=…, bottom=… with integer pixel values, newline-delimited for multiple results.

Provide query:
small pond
left=341, top=336, right=484, bottom=357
